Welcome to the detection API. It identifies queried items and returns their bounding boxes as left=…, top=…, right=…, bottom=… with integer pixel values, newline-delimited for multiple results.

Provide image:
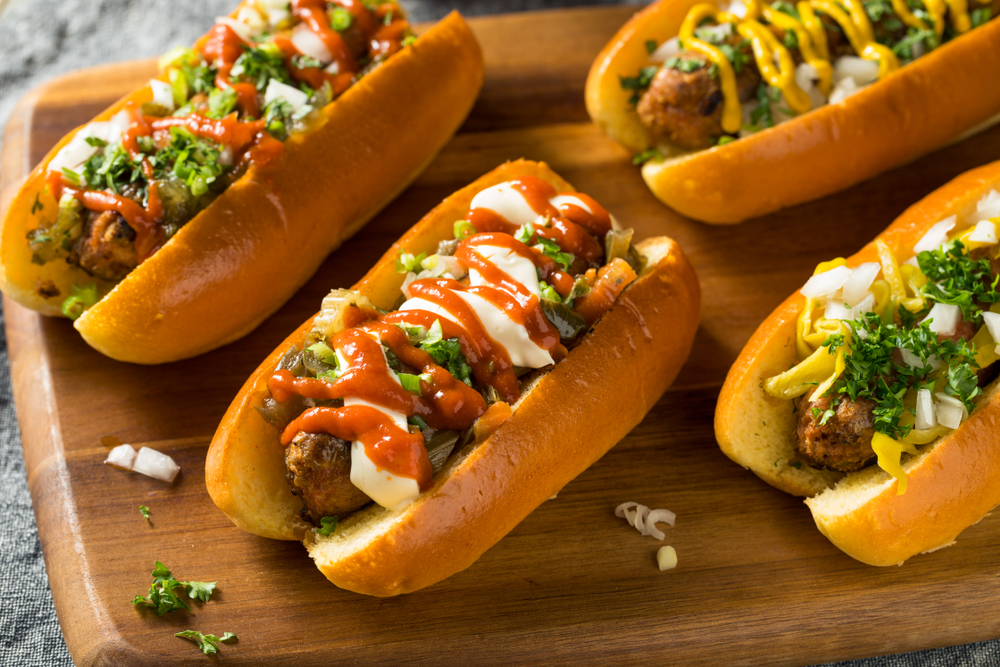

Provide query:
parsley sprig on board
left=175, top=630, right=238, bottom=655
left=916, top=240, right=1000, bottom=323
left=131, top=561, right=218, bottom=616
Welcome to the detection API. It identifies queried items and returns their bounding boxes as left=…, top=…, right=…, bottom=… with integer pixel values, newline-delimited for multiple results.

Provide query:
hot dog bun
left=206, top=159, right=701, bottom=595
left=0, top=11, right=483, bottom=364
left=715, top=160, right=1000, bottom=565
left=585, top=1, right=1000, bottom=224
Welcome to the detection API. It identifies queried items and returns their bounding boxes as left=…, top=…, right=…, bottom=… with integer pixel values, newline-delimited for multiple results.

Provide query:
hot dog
left=585, top=0, right=1000, bottom=223
left=0, top=1, right=483, bottom=364
left=205, top=159, right=701, bottom=595
left=716, top=159, right=1000, bottom=565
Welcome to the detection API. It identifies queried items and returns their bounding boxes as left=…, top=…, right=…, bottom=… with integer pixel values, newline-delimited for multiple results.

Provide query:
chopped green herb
left=772, top=0, right=801, bottom=18
left=892, top=28, right=936, bottom=59
left=230, top=43, right=293, bottom=91
left=31, top=194, right=43, bottom=214
left=291, top=54, right=323, bottom=70
left=408, top=415, right=429, bottom=430
left=664, top=56, right=704, bottom=73
left=645, top=39, right=658, bottom=54
left=716, top=136, right=735, bottom=146
left=514, top=222, right=535, bottom=245
left=418, top=320, right=473, bottom=385
left=383, top=9, right=394, bottom=25
left=61, top=283, right=100, bottom=320
left=61, top=168, right=81, bottom=187
left=206, top=87, right=239, bottom=119
left=84, top=136, right=108, bottom=149
left=971, top=7, right=992, bottom=27
left=397, top=372, right=431, bottom=395
left=619, top=66, right=659, bottom=104
left=783, top=29, right=798, bottom=50
left=917, top=240, right=1000, bottom=322
left=131, top=561, right=217, bottom=616
left=632, top=149, right=663, bottom=165
left=331, top=6, right=353, bottom=31
left=534, top=236, right=574, bottom=271
left=402, top=35, right=417, bottom=47
left=454, top=219, right=477, bottom=240
left=539, top=281, right=562, bottom=303
left=318, top=516, right=338, bottom=535
left=395, top=250, right=427, bottom=273
left=175, top=630, right=237, bottom=656
left=719, top=39, right=752, bottom=73
left=139, top=505, right=150, bottom=521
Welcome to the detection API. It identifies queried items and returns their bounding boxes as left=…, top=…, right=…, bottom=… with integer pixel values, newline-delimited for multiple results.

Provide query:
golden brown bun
left=585, top=3, right=1000, bottom=224
left=716, top=160, right=1000, bottom=565
left=206, top=159, right=702, bottom=594
left=0, top=12, right=484, bottom=364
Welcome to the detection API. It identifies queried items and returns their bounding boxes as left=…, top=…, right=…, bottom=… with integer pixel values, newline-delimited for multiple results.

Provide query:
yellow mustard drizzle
left=675, top=0, right=973, bottom=136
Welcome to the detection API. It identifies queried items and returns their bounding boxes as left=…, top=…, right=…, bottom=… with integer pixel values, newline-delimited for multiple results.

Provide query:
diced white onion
left=969, top=220, right=998, bottom=245
left=148, top=79, right=175, bottom=112
left=131, top=447, right=180, bottom=483
left=264, top=79, right=309, bottom=112
left=828, top=76, right=861, bottom=105
left=899, top=348, right=944, bottom=371
left=903, top=256, right=919, bottom=267
left=824, top=292, right=874, bottom=321
left=105, top=444, right=137, bottom=470
left=915, top=388, right=937, bottom=430
left=235, top=6, right=266, bottom=35
left=615, top=501, right=639, bottom=518
left=795, top=62, right=827, bottom=109
left=832, top=55, right=879, bottom=87
left=842, top=262, right=881, bottom=306
left=215, top=16, right=252, bottom=42
left=983, top=311, right=1000, bottom=344
left=721, top=0, right=747, bottom=18
left=657, top=546, right=678, bottom=571
left=800, top=265, right=852, bottom=299
left=922, top=302, right=961, bottom=337
left=648, top=37, right=681, bottom=63
left=967, top=190, right=1000, bottom=224
left=935, top=393, right=968, bottom=430
left=913, top=216, right=957, bottom=254
left=292, top=22, right=333, bottom=65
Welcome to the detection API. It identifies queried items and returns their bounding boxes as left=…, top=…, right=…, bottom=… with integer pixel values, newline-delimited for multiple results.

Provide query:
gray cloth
left=0, top=2, right=998, bottom=666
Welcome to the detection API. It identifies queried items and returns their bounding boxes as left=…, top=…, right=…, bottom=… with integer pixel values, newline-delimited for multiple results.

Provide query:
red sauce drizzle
left=201, top=24, right=261, bottom=118
left=268, top=179, right=625, bottom=492
left=464, top=176, right=612, bottom=264
left=63, top=187, right=163, bottom=260
left=283, top=405, right=432, bottom=490
left=292, top=0, right=358, bottom=73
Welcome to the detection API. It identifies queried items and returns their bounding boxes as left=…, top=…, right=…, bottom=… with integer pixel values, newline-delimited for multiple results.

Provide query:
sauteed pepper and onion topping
left=624, top=0, right=999, bottom=153
left=257, top=177, right=645, bottom=525
left=27, top=0, right=414, bottom=317
left=765, top=189, right=1000, bottom=493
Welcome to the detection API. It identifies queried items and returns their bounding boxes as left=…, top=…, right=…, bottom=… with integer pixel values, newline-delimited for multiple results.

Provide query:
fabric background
left=0, top=1, right=999, bottom=665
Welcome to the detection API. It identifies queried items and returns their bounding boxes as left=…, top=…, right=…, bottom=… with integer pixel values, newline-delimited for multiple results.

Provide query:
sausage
left=285, top=431, right=372, bottom=524
left=795, top=388, right=877, bottom=472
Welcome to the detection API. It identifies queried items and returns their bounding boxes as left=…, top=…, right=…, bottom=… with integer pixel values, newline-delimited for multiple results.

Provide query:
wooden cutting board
left=5, top=6, right=1000, bottom=666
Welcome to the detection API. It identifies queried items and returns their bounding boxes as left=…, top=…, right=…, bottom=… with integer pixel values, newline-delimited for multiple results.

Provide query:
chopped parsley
left=719, top=39, right=752, bottom=74
left=230, top=43, right=294, bottom=91
left=206, top=87, right=239, bottom=119
left=748, top=83, right=782, bottom=131
left=827, top=311, right=981, bottom=438
left=971, top=7, right=992, bottom=28
left=892, top=28, right=937, bottom=59
left=31, top=193, right=44, bottom=214
left=317, top=516, right=338, bottom=535
left=772, top=0, right=801, bottom=18
left=175, top=630, right=238, bottom=656
left=417, top=320, right=473, bottom=386
left=619, top=66, right=659, bottom=104
left=664, top=56, right=705, bottom=73
left=131, top=561, right=217, bottom=616
left=645, top=39, right=658, bottom=54
left=632, top=149, right=663, bottom=165
left=916, top=240, right=1000, bottom=322
left=149, top=127, right=226, bottom=198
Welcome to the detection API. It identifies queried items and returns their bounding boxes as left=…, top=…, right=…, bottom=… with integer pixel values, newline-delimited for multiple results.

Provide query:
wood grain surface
left=5, top=6, right=1000, bottom=666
